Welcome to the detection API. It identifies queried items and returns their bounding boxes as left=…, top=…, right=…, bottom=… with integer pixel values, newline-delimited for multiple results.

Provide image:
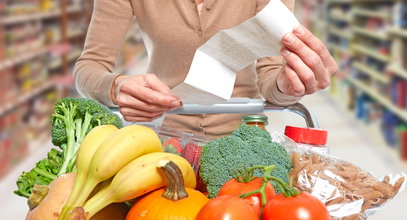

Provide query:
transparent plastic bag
left=271, top=132, right=407, bottom=220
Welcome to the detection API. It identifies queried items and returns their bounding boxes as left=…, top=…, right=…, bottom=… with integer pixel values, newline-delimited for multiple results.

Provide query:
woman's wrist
left=110, top=74, right=128, bottom=105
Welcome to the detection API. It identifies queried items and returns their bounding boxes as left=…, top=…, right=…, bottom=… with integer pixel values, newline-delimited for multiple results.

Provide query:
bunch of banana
left=59, top=124, right=196, bottom=220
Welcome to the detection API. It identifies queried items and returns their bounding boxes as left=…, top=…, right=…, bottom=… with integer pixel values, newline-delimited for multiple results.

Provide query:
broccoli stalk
left=51, top=100, right=93, bottom=175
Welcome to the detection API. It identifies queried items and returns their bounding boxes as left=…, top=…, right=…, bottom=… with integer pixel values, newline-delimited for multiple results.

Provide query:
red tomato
left=195, top=195, right=259, bottom=220
left=262, top=192, right=330, bottom=220
left=218, top=177, right=275, bottom=216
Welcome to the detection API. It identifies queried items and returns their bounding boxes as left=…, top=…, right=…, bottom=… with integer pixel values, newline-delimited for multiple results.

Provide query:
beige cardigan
left=74, top=0, right=300, bottom=139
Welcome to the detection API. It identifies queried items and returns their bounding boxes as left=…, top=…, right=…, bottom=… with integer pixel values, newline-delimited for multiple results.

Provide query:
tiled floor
left=1, top=91, right=406, bottom=219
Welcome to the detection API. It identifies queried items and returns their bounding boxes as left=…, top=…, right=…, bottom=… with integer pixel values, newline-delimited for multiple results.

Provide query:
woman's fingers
left=280, top=48, right=317, bottom=94
left=119, top=77, right=181, bottom=107
left=282, top=33, right=327, bottom=82
left=144, top=74, right=171, bottom=94
left=282, top=65, right=306, bottom=97
left=113, top=73, right=182, bottom=122
left=281, top=26, right=336, bottom=93
left=116, top=92, right=176, bottom=112
left=293, top=25, right=338, bottom=74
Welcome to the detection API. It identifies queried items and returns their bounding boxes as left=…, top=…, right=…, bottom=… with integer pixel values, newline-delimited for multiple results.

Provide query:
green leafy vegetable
left=14, top=98, right=123, bottom=198
left=199, top=124, right=292, bottom=198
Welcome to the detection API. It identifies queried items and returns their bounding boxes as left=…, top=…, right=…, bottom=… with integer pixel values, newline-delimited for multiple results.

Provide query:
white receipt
left=171, top=0, right=300, bottom=105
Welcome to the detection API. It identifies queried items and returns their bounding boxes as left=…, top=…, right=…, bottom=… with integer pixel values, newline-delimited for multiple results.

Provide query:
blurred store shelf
left=328, top=43, right=352, bottom=55
left=322, top=88, right=407, bottom=171
left=352, top=8, right=392, bottom=20
left=346, top=77, right=407, bottom=123
left=0, top=81, right=55, bottom=116
left=67, top=28, right=84, bottom=39
left=48, top=49, right=82, bottom=70
left=352, top=26, right=389, bottom=41
left=352, top=43, right=391, bottom=63
left=389, top=26, right=407, bottom=38
left=0, top=47, right=49, bottom=71
left=329, top=12, right=352, bottom=23
left=0, top=5, right=82, bottom=26
left=353, top=61, right=390, bottom=84
left=326, top=0, right=352, bottom=4
left=328, top=26, right=353, bottom=39
left=388, top=63, right=407, bottom=80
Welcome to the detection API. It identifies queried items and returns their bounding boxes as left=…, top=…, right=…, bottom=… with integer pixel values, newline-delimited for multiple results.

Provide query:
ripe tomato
left=195, top=195, right=259, bottom=220
left=218, top=177, right=275, bottom=216
left=262, top=192, right=330, bottom=220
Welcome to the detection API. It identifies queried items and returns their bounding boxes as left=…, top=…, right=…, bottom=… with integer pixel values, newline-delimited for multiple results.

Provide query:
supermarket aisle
left=266, top=91, right=407, bottom=220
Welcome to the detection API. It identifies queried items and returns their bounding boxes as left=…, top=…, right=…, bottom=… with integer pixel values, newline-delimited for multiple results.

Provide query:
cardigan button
left=206, top=5, right=211, bottom=10
left=198, top=29, right=203, bottom=36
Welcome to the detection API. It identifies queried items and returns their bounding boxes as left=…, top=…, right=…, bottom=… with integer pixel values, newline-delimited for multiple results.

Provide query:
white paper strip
left=171, top=0, right=300, bottom=105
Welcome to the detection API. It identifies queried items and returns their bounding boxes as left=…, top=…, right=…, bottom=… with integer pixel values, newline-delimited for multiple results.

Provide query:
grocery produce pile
left=14, top=98, right=406, bottom=220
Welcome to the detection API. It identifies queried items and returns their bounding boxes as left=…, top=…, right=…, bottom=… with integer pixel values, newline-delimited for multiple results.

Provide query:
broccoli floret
left=51, top=122, right=67, bottom=146
left=199, top=124, right=292, bottom=198
left=249, top=136, right=292, bottom=189
left=14, top=98, right=122, bottom=198
left=200, top=136, right=253, bottom=198
left=232, top=124, right=271, bottom=141
left=97, top=112, right=123, bottom=129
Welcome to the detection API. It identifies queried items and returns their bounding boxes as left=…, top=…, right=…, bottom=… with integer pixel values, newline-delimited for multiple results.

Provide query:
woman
left=74, top=0, right=337, bottom=138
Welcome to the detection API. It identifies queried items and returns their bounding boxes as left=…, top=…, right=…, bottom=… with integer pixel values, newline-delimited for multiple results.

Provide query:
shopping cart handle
left=168, top=98, right=319, bottom=128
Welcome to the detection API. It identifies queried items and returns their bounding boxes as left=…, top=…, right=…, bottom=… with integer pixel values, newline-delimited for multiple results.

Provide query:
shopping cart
left=113, top=98, right=320, bottom=129
left=168, top=98, right=320, bottom=129
left=113, top=98, right=323, bottom=172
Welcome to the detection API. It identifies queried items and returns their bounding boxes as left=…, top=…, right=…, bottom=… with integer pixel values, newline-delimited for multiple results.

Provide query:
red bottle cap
left=284, top=126, right=328, bottom=146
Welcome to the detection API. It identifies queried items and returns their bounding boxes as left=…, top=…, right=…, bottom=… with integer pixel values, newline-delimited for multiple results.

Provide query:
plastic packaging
left=148, top=126, right=209, bottom=174
left=290, top=152, right=406, bottom=220
left=270, top=132, right=407, bottom=220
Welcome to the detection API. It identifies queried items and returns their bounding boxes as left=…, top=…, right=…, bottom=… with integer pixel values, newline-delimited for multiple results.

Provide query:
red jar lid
left=284, top=126, right=328, bottom=146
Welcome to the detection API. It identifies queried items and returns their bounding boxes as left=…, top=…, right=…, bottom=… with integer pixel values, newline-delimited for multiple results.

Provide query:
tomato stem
left=266, top=176, right=300, bottom=197
left=239, top=165, right=276, bottom=208
left=235, top=165, right=268, bottom=183
left=239, top=165, right=300, bottom=209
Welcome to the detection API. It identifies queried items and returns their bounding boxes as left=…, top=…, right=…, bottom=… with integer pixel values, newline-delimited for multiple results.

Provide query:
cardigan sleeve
left=73, top=0, right=134, bottom=106
left=255, top=0, right=301, bottom=106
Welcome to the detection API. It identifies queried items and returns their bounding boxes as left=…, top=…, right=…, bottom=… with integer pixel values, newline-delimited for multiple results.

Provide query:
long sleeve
left=73, top=0, right=134, bottom=106
left=255, top=0, right=301, bottom=106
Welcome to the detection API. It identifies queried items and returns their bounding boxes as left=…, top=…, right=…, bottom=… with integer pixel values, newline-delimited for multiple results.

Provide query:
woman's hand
left=277, top=25, right=338, bottom=97
left=111, top=74, right=181, bottom=122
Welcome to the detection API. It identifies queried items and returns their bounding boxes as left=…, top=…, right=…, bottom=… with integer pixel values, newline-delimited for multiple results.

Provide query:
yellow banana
left=60, top=125, right=118, bottom=219
left=83, top=152, right=197, bottom=218
left=68, top=125, right=163, bottom=213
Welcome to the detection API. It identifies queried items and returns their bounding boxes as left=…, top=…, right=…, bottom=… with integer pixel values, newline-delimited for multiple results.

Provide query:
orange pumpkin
left=126, top=160, right=209, bottom=220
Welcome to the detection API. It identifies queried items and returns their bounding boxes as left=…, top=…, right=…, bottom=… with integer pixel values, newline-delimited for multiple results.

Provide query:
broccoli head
left=249, top=136, right=292, bottom=189
left=232, top=124, right=271, bottom=141
left=199, top=136, right=255, bottom=198
left=199, top=124, right=292, bottom=198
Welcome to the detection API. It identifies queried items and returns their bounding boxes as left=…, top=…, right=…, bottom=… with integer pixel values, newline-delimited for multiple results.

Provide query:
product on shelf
left=0, top=0, right=89, bottom=179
